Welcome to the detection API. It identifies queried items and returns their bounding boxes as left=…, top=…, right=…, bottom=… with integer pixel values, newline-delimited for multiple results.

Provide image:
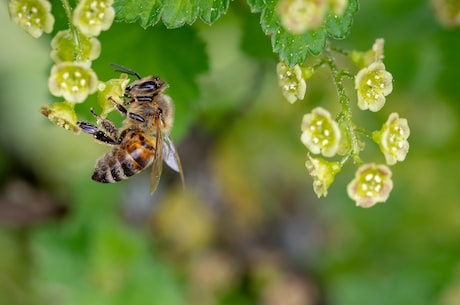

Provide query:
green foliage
left=114, top=0, right=358, bottom=65
left=113, top=0, right=230, bottom=28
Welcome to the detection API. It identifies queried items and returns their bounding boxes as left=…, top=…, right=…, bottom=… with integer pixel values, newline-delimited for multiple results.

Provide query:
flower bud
left=277, top=61, right=307, bottom=104
left=306, top=155, right=342, bottom=198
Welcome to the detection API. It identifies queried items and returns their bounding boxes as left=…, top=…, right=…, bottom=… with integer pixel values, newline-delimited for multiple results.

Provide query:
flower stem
left=324, top=51, right=362, bottom=165
left=61, top=0, right=82, bottom=61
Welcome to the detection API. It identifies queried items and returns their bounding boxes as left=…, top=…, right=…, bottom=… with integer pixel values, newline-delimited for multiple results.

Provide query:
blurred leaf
left=113, top=0, right=230, bottom=28
left=249, top=0, right=359, bottom=66
left=240, top=12, right=277, bottom=60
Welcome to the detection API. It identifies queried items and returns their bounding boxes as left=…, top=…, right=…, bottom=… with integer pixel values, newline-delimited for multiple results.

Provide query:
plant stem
left=324, top=52, right=362, bottom=165
left=61, top=0, right=82, bottom=61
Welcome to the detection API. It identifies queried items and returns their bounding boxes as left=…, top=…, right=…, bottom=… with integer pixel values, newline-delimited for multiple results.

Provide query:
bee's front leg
left=77, top=108, right=121, bottom=145
left=78, top=121, right=121, bottom=145
left=108, top=96, right=146, bottom=123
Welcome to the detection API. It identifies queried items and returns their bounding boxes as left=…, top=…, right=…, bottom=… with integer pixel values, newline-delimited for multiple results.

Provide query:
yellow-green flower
left=73, top=0, right=115, bottom=37
left=301, top=107, right=341, bottom=157
left=347, top=163, right=393, bottom=208
left=8, top=0, right=54, bottom=38
left=51, top=30, right=101, bottom=63
left=277, top=61, right=307, bottom=104
left=277, top=0, right=327, bottom=34
left=97, top=76, right=130, bottom=116
left=355, top=62, right=393, bottom=112
left=40, top=101, right=80, bottom=133
left=305, top=155, right=342, bottom=198
left=48, top=62, right=98, bottom=104
left=373, top=113, right=410, bottom=165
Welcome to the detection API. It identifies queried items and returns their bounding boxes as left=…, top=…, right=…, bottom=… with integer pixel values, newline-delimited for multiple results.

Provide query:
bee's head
left=125, top=76, right=168, bottom=97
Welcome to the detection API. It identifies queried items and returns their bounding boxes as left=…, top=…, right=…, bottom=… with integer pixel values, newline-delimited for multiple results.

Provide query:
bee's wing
left=150, top=128, right=164, bottom=194
left=163, top=135, right=185, bottom=188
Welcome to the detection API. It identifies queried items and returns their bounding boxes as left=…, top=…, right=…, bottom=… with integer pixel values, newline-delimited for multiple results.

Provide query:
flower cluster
left=282, top=38, right=409, bottom=207
left=277, top=0, right=348, bottom=35
left=16, top=0, right=117, bottom=133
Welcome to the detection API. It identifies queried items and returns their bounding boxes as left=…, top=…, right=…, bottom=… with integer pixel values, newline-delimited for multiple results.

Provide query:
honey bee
left=77, top=64, right=184, bottom=194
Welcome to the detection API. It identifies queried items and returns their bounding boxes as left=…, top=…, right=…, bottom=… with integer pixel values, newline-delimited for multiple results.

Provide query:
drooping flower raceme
left=48, top=62, right=98, bottom=104
left=373, top=113, right=410, bottom=165
left=355, top=62, right=393, bottom=112
left=301, top=107, right=341, bottom=157
left=347, top=163, right=393, bottom=208
left=277, top=61, right=307, bottom=104
left=73, top=0, right=115, bottom=37
left=8, top=0, right=54, bottom=38
left=305, top=155, right=342, bottom=198
left=51, top=29, right=101, bottom=63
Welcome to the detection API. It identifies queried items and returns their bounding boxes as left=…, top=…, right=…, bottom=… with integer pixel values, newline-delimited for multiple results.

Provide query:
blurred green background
left=1, top=0, right=460, bottom=304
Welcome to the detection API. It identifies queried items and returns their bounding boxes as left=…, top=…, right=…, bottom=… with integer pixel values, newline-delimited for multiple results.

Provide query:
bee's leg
left=78, top=121, right=121, bottom=145
left=108, top=96, right=146, bottom=123
left=89, top=108, right=120, bottom=140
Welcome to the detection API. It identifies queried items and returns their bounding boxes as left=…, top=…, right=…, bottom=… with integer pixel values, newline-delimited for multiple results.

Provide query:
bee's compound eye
left=139, top=81, right=158, bottom=91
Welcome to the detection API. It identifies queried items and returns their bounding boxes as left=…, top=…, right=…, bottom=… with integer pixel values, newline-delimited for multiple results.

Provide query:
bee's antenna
left=110, top=63, right=142, bottom=79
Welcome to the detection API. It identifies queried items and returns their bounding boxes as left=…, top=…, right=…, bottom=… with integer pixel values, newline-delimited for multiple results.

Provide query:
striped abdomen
left=92, top=132, right=156, bottom=183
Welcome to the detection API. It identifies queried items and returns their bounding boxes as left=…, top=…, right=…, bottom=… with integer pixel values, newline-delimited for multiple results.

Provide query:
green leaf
left=113, top=0, right=230, bottom=28
left=113, top=0, right=164, bottom=27
left=325, top=0, right=360, bottom=39
left=246, top=0, right=264, bottom=13
left=249, top=0, right=360, bottom=66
